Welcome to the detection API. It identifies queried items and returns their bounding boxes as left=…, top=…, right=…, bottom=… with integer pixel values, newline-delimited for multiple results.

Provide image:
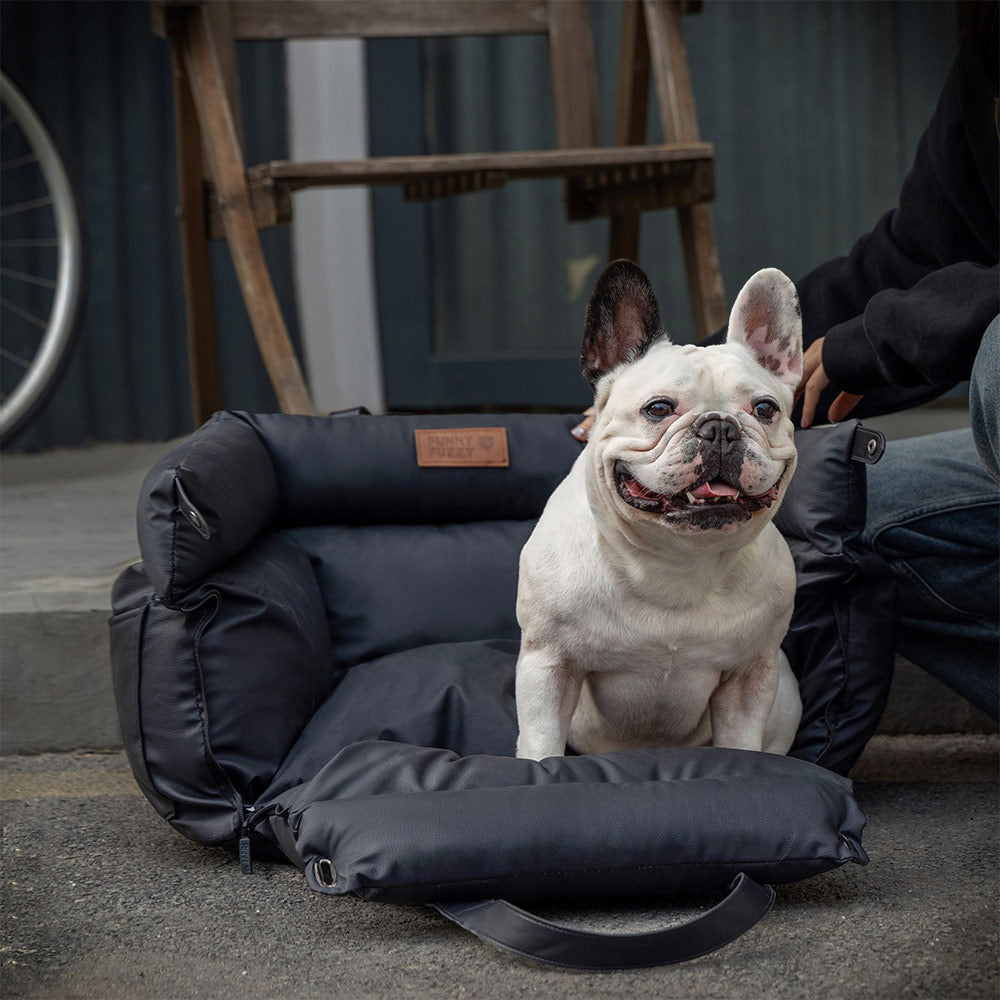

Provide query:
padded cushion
left=110, top=410, right=887, bottom=896
left=266, top=743, right=867, bottom=904
left=137, top=414, right=280, bottom=602
left=265, top=641, right=520, bottom=802
left=111, top=532, right=339, bottom=845
left=238, top=411, right=583, bottom=526
left=284, top=523, right=530, bottom=669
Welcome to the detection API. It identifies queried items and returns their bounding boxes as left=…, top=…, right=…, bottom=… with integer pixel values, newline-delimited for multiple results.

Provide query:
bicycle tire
left=1, top=69, right=84, bottom=445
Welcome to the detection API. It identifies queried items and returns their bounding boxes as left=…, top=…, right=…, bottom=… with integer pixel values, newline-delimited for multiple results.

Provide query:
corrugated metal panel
left=678, top=0, right=959, bottom=336
left=371, top=0, right=959, bottom=408
left=1, top=1, right=963, bottom=441
left=0, top=1, right=299, bottom=451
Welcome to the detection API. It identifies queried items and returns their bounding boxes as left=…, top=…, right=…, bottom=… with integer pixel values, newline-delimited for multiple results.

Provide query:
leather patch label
left=414, top=427, right=510, bottom=468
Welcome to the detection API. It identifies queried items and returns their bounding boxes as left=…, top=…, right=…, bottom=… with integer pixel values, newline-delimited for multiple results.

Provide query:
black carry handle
left=432, top=873, right=774, bottom=971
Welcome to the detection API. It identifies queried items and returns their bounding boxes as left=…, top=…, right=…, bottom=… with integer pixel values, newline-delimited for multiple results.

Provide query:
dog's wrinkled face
left=581, top=262, right=802, bottom=539
left=601, top=340, right=797, bottom=532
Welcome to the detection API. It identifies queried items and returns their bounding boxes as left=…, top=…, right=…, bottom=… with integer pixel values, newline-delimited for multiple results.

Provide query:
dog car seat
left=110, top=410, right=891, bottom=969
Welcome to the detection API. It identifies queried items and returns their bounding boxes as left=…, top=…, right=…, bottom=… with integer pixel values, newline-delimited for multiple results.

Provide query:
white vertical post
left=286, top=39, right=386, bottom=414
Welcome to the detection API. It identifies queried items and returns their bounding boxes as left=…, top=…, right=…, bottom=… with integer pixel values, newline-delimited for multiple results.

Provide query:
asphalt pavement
left=2, top=734, right=997, bottom=1000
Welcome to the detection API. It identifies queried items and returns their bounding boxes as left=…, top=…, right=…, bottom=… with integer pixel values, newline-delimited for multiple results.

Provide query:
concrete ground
left=1, top=403, right=997, bottom=997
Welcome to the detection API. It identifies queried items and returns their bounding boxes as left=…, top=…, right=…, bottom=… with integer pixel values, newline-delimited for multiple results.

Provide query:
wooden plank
left=678, top=203, right=726, bottom=337
left=259, top=142, right=714, bottom=188
left=546, top=0, right=600, bottom=148
left=205, top=176, right=292, bottom=240
left=614, top=2, right=651, bottom=147
left=150, top=3, right=186, bottom=40
left=181, top=5, right=315, bottom=415
left=170, top=42, right=224, bottom=424
left=566, top=158, right=714, bottom=222
left=644, top=0, right=699, bottom=142
left=644, top=0, right=726, bottom=339
left=204, top=2, right=244, bottom=153
left=229, top=0, right=549, bottom=39
left=236, top=145, right=712, bottom=233
left=608, top=0, right=651, bottom=261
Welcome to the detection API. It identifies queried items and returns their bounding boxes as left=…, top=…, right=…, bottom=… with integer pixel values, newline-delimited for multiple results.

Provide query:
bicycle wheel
left=0, top=70, right=83, bottom=444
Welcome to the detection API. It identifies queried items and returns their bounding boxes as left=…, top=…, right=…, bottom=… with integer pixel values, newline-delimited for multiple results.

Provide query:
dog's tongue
left=690, top=481, right=741, bottom=500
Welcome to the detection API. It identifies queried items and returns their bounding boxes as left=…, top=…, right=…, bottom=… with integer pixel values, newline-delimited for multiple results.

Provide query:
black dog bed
left=110, top=410, right=891, bottom=968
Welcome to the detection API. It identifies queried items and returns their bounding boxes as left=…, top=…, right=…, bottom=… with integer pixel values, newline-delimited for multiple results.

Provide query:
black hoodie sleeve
left=795, top=45, right=999, bottom=402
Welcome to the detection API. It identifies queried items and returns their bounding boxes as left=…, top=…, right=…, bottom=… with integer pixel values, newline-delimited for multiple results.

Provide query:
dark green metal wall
left=1, top=0, right=299, bottom=451
left=371, top=0, right=960, bottom=411
left=1, top=1, right=963, bottom=443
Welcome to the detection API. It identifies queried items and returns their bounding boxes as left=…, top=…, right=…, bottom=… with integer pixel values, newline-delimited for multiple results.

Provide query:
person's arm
left=821, top=262, right=998, bottom=393
left=795, top=44, right=999, bottom=426
left=798, top=261, right=999, bottom=427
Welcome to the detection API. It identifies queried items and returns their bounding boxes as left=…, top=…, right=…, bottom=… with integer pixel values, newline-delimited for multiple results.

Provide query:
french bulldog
left=515, top=261, right=803, bottom=760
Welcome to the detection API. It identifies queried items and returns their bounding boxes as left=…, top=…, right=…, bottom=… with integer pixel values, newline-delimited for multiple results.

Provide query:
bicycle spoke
left=1, top=153, right=40, bottom=171
left=0, top=237, right=59, bottom=248
left=1, top=295, right=49, bottom=329
left=0, top=194, right=53, bottom=217
left=0, top=267, right=57, bottom=289
left=0, top=345, right=33, bottom=369
left=1, top=71, right=84, bottom=442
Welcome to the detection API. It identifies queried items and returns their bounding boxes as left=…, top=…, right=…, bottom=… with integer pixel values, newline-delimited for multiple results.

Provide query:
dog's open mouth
left=614, top=461, right=780, bottom=526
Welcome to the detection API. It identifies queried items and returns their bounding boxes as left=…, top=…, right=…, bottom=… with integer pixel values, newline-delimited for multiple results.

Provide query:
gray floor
left=2, top=735, right=997, bottom=999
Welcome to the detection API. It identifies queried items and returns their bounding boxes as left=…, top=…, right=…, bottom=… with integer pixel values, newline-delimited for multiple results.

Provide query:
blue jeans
left=860, top=315, right=1000, bottom=719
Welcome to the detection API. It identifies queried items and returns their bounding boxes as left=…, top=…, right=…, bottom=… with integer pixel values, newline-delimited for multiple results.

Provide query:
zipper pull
left=238, top=803, right=279, bottom=875
left=239, top=833, right=253, bottom=875
left=239, top=807, right=256, bottom=875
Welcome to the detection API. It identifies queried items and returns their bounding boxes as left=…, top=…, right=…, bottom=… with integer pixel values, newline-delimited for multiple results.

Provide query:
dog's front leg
left=515, top=648, right=582, bottom=760
left=708, top=654, right=779, bottom=752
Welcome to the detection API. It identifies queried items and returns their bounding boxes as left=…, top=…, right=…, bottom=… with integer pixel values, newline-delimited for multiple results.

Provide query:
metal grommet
left=314, top=858, right=337, bottom=888
left=866, top=436, right=878, bottom=457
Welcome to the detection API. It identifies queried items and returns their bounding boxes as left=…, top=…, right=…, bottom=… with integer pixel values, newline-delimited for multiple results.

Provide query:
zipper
left=238, top=804, right=280, bottom=875
left=175, top=589, right=268, bottom=877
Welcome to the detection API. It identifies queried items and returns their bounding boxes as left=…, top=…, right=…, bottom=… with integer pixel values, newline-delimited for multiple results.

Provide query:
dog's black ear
left=580, top=260, right=663, bottom=388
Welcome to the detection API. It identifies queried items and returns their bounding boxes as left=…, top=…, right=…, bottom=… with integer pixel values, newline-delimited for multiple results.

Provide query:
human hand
left=795, top=337, right=863, bottom=428
left=571, top=407, right=595, bottom=441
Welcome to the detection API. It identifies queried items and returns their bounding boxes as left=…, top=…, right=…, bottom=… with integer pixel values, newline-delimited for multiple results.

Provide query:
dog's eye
left=753, top=398, right=779, bottom=421
left=643, top=399, right=676, bottom=421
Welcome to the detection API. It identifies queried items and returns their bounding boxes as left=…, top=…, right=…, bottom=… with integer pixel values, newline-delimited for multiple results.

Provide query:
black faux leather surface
left=283, top=523, right=530, bottom=670
left=280, top=741, right=866, bottom=903
left=136, top=413, right=280, bottom=602
left=110, top=410, right=887, bottom=897
left=776, top=424, right=896, bottom=772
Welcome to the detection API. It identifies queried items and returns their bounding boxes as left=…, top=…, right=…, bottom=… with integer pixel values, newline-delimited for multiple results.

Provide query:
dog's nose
left=692, top=412, right=741, bottom=450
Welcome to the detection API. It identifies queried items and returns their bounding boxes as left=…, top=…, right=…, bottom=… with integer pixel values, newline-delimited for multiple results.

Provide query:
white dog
left=515, top=261, right=803, bottom=760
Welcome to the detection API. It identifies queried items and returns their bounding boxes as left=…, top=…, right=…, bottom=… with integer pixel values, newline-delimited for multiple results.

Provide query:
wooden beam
left=170, top=43, right=223, bottom=425
left=565, top=159, right=713, bottom=222
left=608, top=0, right=651, bottom=261
left=260, top=143, right=714, bottom=188
left=181, top=4, right=315, bottom=415
left=205, top=175, right=292, bottom=240
left=203, top=2, right=244, bottom=153
left=644, top=0, right=726, bottom=339
left=547, top=0, right=600, bottom=149
left=230, top=0, right=549, bottom=39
